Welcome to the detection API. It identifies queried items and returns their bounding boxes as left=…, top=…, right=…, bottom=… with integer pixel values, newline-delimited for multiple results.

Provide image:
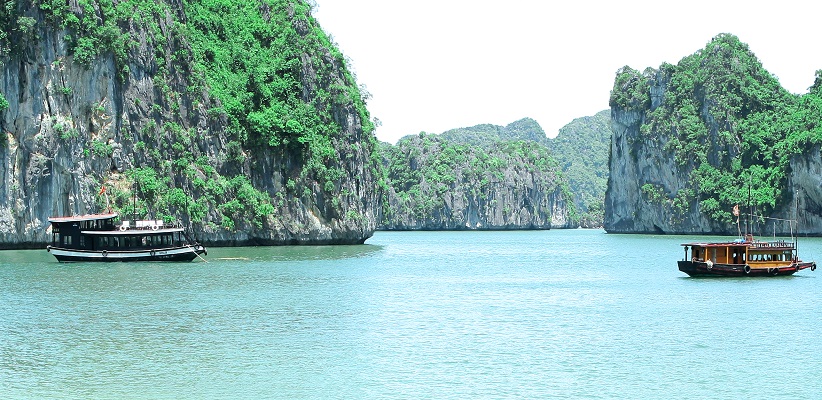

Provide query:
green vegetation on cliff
left=185, top=0, right=374, bottom=164
left=380, top=133, right=573, bottom=228
left=439, top=118, right=548, bottom=148
left=388, top=116, right=610, bottom=228
left=0, top=0, right=379, bottom=242
left=610, top=33, right=822, bottom=223
left=547, top=110, right=610, bottom=227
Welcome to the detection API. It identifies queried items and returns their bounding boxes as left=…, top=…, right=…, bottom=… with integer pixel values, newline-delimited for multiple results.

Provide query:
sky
left=313, top=0, right=822, bottom=143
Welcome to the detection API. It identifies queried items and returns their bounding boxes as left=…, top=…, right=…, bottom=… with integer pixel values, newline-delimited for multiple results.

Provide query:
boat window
left=63, top=235, right=72, bottom=246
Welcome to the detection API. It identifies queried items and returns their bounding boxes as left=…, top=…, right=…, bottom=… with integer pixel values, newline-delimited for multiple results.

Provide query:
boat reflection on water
left=208, top=244, right=384, bottom=263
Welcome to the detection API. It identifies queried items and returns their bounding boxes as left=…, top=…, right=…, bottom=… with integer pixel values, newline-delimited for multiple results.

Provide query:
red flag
left=98, top=185, right=106, bottom=195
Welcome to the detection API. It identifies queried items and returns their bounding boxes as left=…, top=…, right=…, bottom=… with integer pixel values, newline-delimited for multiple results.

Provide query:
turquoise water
left=2, top=229, right=821, bottom=399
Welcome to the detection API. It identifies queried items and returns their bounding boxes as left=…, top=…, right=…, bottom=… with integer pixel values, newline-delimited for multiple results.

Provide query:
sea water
left=1, top=229, right=821, bottom=399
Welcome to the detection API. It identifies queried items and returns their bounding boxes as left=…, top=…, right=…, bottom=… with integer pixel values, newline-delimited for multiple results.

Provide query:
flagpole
left=734, top=204, right=741, bottom=238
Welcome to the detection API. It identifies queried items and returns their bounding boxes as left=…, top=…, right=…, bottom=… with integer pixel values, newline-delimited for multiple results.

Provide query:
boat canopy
left=48, top=213, right=118, bottom=223
left=80, top=227, right=184, bottom=235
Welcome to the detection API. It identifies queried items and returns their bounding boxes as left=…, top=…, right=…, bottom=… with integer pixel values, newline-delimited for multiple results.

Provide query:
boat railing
left=749, top=240, right=792, bottom=248
left=118, top=219, right=184, bottom=231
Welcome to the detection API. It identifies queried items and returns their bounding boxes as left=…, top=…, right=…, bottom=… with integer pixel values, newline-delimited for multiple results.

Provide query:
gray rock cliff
left=0, top=1, right=378, bottom=248
left=604, top=35, right=822, bottom=236
left=379, top=135, right=571, bottom=230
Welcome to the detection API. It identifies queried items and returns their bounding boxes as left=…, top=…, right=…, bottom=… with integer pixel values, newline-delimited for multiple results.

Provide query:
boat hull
left=678, top=260, right=816, bottom=277
left=48, top=245, right=207, bottom=262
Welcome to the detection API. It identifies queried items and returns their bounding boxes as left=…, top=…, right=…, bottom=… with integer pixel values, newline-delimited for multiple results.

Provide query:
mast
left=794, top=190, right=799, bottom=256
left=132, top=181, right=138, bottom=222
left=746, top=171, right=752, bottom=238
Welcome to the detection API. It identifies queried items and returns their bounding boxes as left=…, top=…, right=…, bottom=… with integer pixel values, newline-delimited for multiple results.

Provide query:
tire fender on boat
left=152, top=225, right=159, bottom=231
left=119, top=225, right=126, bottom=231
left=771, top=267, right=779, bottom=276
left=150, top=249, right=156, bottom=257
left=102, top=250, right=108, bottom=258
left=811, top=263, right=817, bottom=272
left=744, top=265, right=751, bottom=274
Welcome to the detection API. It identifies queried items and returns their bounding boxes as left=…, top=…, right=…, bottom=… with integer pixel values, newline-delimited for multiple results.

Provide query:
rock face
left=0, top=1, right=379, bottom=248
left=546, top=110, right=610, bottom=228
left=605, top=105, right=720, bottom=234
left=604, top=34, right=822, bottom=236
left=379, top=134, right=572, bottom=230
left=785, top=148, right=822, bottom=235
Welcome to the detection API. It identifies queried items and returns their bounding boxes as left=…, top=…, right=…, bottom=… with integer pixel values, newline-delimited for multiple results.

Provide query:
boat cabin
left=682, top=240, right=796, bottom=267
left=48, top=213, right=190, bottom=252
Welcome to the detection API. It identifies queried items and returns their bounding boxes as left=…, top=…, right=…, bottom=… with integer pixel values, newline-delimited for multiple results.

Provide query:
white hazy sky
left=313, top=1, right=822, bottom=143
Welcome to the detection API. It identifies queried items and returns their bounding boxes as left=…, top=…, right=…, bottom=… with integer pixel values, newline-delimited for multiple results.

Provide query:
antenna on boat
left=746, top=171, right=753, bottom=238
left=794, top=189, right=799, bottom=255
left=132, top=181, right=138, bottom=223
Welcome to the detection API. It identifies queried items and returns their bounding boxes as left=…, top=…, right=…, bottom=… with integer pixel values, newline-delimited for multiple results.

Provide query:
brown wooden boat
left=679, top=234, right=816, bottom=277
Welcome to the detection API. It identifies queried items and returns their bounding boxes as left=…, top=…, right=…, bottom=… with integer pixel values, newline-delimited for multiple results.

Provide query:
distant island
left=378, top=113, right=611, bottom=230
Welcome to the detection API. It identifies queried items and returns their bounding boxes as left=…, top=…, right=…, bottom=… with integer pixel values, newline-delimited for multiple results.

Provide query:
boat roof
left=48, top=212, right=118, bottom=223
left=81, top=227, right=185, bottom=235
left=681, top=240, right=794, bottom=250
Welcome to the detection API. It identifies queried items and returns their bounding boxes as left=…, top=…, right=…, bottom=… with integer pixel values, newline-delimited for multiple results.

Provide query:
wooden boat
left=679, top=234, right=816, bottom=277
left=46, top=212, right=207, bottom=262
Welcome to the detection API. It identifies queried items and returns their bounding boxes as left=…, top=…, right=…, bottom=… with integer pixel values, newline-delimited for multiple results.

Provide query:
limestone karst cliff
left=379, top=133, right=572, bottom=230
left=423, top=115, right=610, bottom=229
left=0, top=0, right=379, bottom=248
left=546, top=110, right=610, bottom=228
left=605, top=33, right=822, bottom=235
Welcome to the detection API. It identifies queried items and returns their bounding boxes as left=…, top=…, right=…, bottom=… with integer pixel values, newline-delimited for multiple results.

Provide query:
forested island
left=0, top=0, right=380, bottom=248
left=378, top=113, right=610, bottom=230
left=607, top=33, right=822, bottom=235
